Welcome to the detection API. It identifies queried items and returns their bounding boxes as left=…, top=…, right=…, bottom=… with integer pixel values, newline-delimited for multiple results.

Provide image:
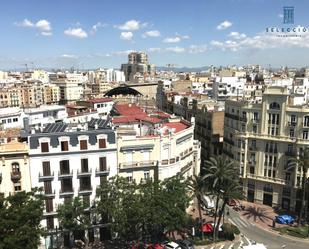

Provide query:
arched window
left=269, top=102, right=280, bottom=110
left=12, top=162, right=20, bottom=173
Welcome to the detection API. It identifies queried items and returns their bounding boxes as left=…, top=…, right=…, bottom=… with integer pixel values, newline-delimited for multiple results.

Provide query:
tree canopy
left=0, top=189, right=44, bottom=249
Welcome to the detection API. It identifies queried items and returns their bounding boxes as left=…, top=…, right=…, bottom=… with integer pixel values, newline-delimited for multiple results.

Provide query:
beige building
left=0, top=141, right=31, bottom=197
left=112, top=104, right=200, bottom=183
left=224, top=86, right=309, bottom=212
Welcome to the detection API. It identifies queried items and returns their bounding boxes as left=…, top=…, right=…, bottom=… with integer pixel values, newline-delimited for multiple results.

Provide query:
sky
left=1, top=0, right=309, bottom=69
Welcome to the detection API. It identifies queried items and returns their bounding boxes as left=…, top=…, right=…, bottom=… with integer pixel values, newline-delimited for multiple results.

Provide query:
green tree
left=57, top=197, right=92, bottom=247
left=288, top=147, right=309, bottom=224
left=0, top=189, right=44, bottom=249
left=187, top=174, right=206, bottom=240
left=203, top=155, right=244, bottom=240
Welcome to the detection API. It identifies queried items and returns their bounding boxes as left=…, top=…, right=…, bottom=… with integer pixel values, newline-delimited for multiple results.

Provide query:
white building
left=213, top=76, right=246, bottom=101
left=27, top=120, right=117, bottom=246
left=0, top=107, right=25, bottom=129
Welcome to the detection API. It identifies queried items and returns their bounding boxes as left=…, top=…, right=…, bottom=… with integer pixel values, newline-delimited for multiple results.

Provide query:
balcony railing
left=251, top=118, right=259, bottom=124
left=44, top=190, right=56, bottom=197
left=11, top=172, right=21, bottom=182
left=39, top=172, right=54, bottom=181
left=246, top=173, right=288, bottom=185
left=59, top=188, right=74, bottom=196
left=58, top=170, right=73, bottom=179
left=119, top=161, right=157, bottom=169
left=285, top=150, right=296, bottom=157
left=77, top=169, right=92, bottom=177
left=95, top=167, right=110, bottom=176
left=78, top=186, right=93, bottom=194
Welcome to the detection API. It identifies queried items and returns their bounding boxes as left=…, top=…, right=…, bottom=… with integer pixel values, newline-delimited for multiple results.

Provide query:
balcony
left=222, top=149, right=234, bottom=159
left=77, top=169, right=92, bottom=178
left=248, top=160, right=256, bottom=166
left=288, top=121, right=297, bottom=127
left=59, top=188, right=74, bottom=197
left=44, top=190, right=56, bottom=198
left=78, top=186, right=93, bottom=195
left=38, top=172, right=54, bottom=182
left=11, top=171, right=21, bottom=182
left=285, top=150, right=296, bottom=157
left=246, top=173, right=288, bottom=185
left=58, top=170, right=73, bottom=179
left=95, top=167, right=110, bottom=176
left=251, top=118, right=259, bottom=124
left=249, top=146, right=258, bottom=151
left=119, top=160, right=157, bottom=171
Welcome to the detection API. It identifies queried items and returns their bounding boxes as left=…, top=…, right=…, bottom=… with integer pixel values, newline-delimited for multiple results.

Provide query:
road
left=226, top=207, right=309, bottom=249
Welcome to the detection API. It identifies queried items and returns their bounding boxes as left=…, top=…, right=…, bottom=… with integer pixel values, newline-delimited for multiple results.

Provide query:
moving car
left=162, top=241, right=181, bottom=249
left=175, top=240, right=194, bottom=249
left=275, top=215, right=294, bottom=224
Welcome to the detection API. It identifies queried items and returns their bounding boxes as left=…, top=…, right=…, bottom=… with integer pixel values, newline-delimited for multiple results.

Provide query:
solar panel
left=43, top=123, right=67, bottom=133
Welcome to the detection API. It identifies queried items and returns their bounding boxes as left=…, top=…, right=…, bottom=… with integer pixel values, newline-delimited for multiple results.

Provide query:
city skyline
left=1, top=0, right=309, bottom=69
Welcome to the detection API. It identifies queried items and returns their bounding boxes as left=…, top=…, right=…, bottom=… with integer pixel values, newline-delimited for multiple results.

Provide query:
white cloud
left=64, top=28, right=88, bottom=39
left=228, top=31, right=246, bottom=40
left=16, top=18, right=34, bottom=27
left=114, top=50, right=135, bottom=55
left=143, top=30, right=161, bottom=38
left=165, top=46, right=185, bottom=53
left=163, top=37, right=181, bottom=43
left=278, top=14, right=284, bottom=18
left=116, top=20, right=146, bottom=31
left=211, top=27, right=309, bottom=52
left=15, top=18, right=52, bottom=36
left=188, top=44, right=208, bottom=53
left=36, top=19, right=51, bottom=31
left=41, top=31, right=52, bottom=36
left=90, top=22, right=107, bottom=34
left=61, top=54, right=78, bottom=59
left=217, top=20, right=232, bottom=30
left=120, top=32, right=133, bottom=40
left=148, top=47, right=161, bottom=52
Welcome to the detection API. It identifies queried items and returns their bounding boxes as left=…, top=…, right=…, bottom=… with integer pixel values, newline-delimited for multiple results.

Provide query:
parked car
left=275, top=215, right=294, bottom=224
left=162, top=241, right=181, bottom=249
left=176, top=240, right=194, bottom=249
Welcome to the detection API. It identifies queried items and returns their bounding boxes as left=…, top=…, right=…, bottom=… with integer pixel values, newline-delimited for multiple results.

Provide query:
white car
left=163, top=241, right=181, bottom=249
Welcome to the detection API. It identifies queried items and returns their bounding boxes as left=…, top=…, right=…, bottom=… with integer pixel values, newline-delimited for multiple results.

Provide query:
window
left=45, top=199, right=53, bottom=213
left=42, top=161, right=51, bottom=176
left=253, top=112, right=259, bottom=121
left=99, top=138, right=106, bottom=149
left=304, top=116, right=309, bottom=127
left=127, top=176, right=133, bottom=183
left=14, top=184, right=21, bottom=191
left=269, top=102, right=280, bottom=110
left=61, top=179, right=73, bottom=192
left=13, top=118, right=18, bottom=122
left=60, top=160, right=70, bottom=174
left=46, top=217, right=54, bottom=230
left=80, top=177, right=91, bottom=191
left=144, top=171, right=150, bottom=180
left=263, top=184, right=273, bottom=193
left=80, top=140, right=88, bottom=150
left=7, top=119, right=11, bottom=123
left=12, top=162, right=20, bottom=173
left=285, top=172, right=291, bottom=181
left=290, top=115, right=296, bottom=124
left=81, top=159, right=89, bottom=172
left=61, top=141, right=69, bottom=151
left=99, top=157, right=107, bottom=171
left=303, top=130, right=308, bottom=140
left=289, top=129, right=295, bottom=138
left=252, top=125, right=257, bottom=133
left=41, top=142, right=49, bottom=152
left=44, top=181, right=52, bottom=194
left=282, top=187, right=291, bottom=197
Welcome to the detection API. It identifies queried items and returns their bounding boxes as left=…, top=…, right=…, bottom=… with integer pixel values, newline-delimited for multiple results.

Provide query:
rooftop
left=87, top=98, right=114, bottom=103
left=0, top=141, right=28, bottom=153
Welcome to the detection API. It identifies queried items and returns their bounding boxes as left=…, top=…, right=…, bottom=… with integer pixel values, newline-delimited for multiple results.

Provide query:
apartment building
left=27, top=121, right=117, bottom=236
left=0, top=141, right=31, bottom=197
left=77, top=98, right=114, bottom=117
left=112, top=103, right=201, bottom=183
left=223, top=86, right=309, bottom=211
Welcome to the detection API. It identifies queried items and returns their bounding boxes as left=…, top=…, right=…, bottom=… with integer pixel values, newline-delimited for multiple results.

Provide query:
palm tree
left=203, top=155, right=243, bottom=240
left=187, top=174, right=206, bottom=240
left=288, top=147, right=309, bottom=225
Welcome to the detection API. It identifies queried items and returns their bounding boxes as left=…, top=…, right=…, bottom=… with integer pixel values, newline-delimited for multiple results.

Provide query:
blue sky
left=1, top=0, right=309, bottom=69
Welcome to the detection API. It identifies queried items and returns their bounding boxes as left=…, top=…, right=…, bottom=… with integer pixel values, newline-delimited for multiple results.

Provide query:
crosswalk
left=201, top=235, right=255, bottom=249
left=229, top=216, right=255, bottom=229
